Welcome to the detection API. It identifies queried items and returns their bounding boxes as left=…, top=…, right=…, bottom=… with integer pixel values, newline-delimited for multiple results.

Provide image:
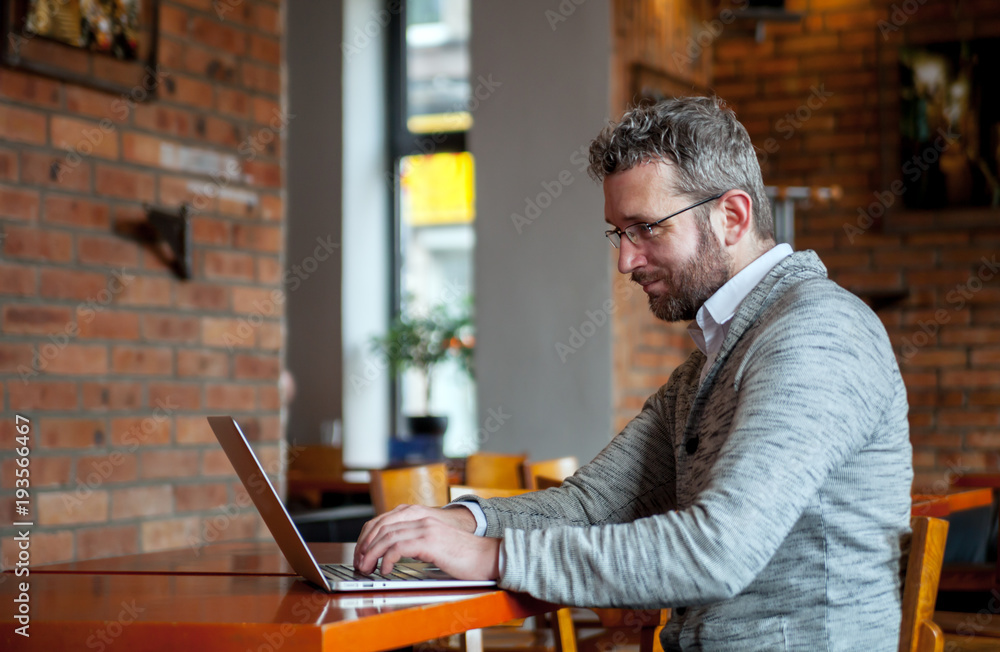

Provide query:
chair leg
left=550, top=608, right=578, bottom=652
left=462, top=628, right=484, bottom=652
left=639, top=623, right=666, bottom=652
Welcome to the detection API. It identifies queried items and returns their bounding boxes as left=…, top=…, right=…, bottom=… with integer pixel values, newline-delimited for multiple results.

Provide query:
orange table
left=1, top=542, right=556, bottom=651
left=31, top=541, right=299, bottom=576
left=911, top=488, right=994, bottom=518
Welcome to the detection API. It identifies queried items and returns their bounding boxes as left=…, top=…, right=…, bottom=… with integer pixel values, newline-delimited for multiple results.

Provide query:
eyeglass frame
left=604, top=192, right=726, bottom=249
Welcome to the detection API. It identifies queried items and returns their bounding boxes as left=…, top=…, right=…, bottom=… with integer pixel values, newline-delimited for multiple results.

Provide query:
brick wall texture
left=0, top=0, right=285, bottom=567
left=612, top=0, right=1000, bottom=489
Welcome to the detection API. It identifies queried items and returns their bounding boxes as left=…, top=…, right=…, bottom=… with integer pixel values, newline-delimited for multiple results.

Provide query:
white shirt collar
left=687, top=243, right=794, bottom=358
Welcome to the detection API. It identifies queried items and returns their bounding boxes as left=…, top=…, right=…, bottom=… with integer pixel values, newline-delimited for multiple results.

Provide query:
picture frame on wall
left=0, top=0, right=159, bottom=96
left=898, top=37, right=1000, bottom=211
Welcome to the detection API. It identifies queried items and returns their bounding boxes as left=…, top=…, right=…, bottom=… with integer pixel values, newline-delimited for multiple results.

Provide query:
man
left=355, top=97, right=912, bottom=651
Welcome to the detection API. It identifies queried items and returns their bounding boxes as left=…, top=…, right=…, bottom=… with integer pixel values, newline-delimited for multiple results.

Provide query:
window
left=390, top=0, right=476, bottom=456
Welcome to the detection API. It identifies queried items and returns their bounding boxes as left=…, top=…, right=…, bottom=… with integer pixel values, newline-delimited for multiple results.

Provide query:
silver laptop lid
left=206, top=416, right=332, bottom=591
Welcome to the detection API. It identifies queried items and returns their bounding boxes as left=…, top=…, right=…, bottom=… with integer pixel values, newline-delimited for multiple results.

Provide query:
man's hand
left=354, top=504, right=500, bottom=580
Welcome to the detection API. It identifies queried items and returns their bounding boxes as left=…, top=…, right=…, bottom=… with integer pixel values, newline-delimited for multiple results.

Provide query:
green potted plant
left=370, top=300, right=474, bottom=443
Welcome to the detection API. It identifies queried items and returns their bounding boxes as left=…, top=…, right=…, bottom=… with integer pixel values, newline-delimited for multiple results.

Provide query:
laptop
left=207, top=416, right=496, bottom=592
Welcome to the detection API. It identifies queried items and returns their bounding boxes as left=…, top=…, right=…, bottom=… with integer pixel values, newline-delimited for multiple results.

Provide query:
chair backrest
left=287, top=445, right=343, bottom=476
left=535, top=475, right=564, bottom=491
left=449, top=485, right=528, bottom=501
left=465, top=452, right=527, bottom=489
left=523, top=456, right=579, bottom=490
left=369, top=463, right=449, bottom=514
left=899, top=516, right=949, bottom=652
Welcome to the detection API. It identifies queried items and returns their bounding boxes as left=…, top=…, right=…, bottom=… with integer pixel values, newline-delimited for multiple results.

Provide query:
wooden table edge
left=321, top=589, right=558, bottom=651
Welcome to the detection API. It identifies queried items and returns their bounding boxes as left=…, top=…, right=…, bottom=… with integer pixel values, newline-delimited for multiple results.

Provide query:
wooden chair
left=534, top=471, right=667, bottom=652
left=450, top=483, right=580, bottom=652
left=935, top=474, right=1000, bottom=593
left=523, top=456, right=579, bottom=490
left=535, top=475, right=566, bottom=491
left=369, top=463, right=449, bottom=514
left=465, top=452, right=528, bottom=489
left=931, top=612, right=1000, bottom=651
left=368, top=467, right=574, bottom=652
left=286, top=444, right=344, bottom=508
left=900, top=516, right=950, bottom=652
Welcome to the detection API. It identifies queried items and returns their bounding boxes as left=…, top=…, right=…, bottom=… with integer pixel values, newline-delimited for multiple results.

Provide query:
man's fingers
left=354, top=515, right=389, bottom=568
left=379, top=543, right=403, bottom=575
left=379, top=522, right=436, bottom=575
left=361, top=519, right=436, bottom=575
left=354, top=505, right=419, bottom=568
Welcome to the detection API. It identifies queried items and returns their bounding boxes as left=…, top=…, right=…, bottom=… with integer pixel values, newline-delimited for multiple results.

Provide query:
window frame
left=386, top=0, right=472, bottom=433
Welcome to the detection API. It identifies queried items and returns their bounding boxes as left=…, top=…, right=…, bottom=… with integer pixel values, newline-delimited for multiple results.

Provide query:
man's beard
left=636, top=217, right=733, bottom=323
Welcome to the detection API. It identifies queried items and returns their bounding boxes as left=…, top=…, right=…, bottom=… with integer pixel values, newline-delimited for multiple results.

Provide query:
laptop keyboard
left=321, top=563, right=426, bottom=582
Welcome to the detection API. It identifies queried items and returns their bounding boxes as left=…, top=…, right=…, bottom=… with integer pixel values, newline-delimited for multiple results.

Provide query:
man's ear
left=717, top=190, right=754, bottom=247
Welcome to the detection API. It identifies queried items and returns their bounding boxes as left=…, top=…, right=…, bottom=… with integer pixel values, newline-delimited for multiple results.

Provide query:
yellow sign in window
left=400, top=152, right=476, bottom=226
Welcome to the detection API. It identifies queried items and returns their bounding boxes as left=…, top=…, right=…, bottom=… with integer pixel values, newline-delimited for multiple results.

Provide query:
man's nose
left=617, top=238, right=645, bottom=274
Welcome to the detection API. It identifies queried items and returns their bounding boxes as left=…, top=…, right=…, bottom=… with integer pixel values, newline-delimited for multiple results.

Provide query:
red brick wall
left=0, top=0, right=285, bottom=567
left=613, top=0, right=1000, bottom=489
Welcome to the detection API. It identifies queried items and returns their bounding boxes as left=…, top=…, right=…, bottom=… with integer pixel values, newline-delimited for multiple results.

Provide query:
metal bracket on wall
left=115, top=204, right=192, bottom=280
left=765, top=185, right=842, bottom=249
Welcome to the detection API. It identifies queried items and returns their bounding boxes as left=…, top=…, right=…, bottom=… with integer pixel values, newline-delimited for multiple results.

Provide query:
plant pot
left=404, top=415, right=448, bottom=461
left=406, top=415, right=449, bottom=437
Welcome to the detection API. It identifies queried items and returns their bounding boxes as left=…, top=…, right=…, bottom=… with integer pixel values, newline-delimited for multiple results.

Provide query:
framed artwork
left=898, top=38, right=1000, bottom=210
left=0, top=0, right=159, bottom=95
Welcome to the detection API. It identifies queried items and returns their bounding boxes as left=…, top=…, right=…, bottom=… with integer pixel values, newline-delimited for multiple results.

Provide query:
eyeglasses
left=604, top=193, right=725, bottom=249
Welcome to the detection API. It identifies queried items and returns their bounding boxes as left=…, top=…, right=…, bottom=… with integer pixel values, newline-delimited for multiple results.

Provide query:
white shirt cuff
left=446, top=501, right=488, bottom=537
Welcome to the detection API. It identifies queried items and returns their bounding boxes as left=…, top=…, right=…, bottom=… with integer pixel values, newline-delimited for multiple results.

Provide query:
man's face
left=603, top=161, right=732, bottom=322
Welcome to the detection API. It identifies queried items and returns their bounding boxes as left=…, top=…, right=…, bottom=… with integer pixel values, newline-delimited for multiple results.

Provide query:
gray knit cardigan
left=458, top=250, right=913, bottom=651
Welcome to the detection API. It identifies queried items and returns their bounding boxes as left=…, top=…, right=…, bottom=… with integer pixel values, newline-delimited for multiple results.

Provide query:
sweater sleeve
left=454, top=362, right=689, bottom=537
left=497, top=288, right=899, bottom=608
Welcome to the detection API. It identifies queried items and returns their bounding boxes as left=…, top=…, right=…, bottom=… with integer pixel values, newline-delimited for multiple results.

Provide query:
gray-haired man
left=356, top=96, right=912, bottom=651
